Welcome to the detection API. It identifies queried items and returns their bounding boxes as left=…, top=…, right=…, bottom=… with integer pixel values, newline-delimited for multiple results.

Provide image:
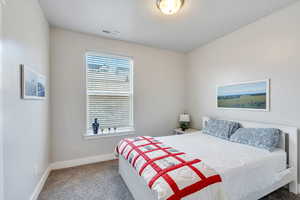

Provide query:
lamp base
left=179, top=122, right=189, bottom=132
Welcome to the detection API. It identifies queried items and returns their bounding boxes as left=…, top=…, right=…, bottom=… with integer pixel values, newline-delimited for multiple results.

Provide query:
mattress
left=157, top=132, right=287, bottom=200
left=119, top=132, right=287, bottom=200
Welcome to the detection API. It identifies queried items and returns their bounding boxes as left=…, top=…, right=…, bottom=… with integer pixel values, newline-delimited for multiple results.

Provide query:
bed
left=118, top=117, right=298, bottom=200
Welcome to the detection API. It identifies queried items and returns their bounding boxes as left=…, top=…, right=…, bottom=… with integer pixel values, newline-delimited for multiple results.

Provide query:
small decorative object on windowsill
left=179, top=114, right=190, bottom=131
left=92, top=118, right=100, bottom=135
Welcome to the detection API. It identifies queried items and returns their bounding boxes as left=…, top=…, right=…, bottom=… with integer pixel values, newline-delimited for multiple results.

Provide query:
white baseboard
left=50, top=153, right=116, bottom=170
left=30, top=166, right=51, bottom=200
left=30, top=153, right=116, bottom=200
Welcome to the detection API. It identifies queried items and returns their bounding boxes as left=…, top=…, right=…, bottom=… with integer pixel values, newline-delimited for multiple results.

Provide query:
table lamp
left=179, top=114, right=190, bottom=131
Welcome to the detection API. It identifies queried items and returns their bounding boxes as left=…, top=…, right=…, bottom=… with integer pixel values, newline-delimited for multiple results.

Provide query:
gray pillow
left=202, top=119, right=240, bottom=140
left=230, top=128, right=281, bottom=151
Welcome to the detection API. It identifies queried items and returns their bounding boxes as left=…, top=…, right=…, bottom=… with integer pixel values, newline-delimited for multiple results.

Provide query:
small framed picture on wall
left=21, top=65, right=46, bottom=100
left=217, top=79, right=270, bottom=111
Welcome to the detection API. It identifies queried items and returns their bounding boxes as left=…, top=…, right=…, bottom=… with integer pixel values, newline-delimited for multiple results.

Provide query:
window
left=86, top=52, right=134, bottom=136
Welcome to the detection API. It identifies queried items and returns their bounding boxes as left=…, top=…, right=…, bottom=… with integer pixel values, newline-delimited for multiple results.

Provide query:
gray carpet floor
left=38, top=160, right=299, bottom=200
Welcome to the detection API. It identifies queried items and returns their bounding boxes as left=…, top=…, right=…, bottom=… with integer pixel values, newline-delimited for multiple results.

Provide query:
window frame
left=84, top=51, right=135, bottom=139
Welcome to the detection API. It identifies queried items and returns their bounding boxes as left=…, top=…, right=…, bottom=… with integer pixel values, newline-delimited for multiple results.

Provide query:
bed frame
left=119, top=117, right=298, bottom=200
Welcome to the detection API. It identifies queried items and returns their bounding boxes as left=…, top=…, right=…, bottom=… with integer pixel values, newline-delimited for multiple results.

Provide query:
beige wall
left=2, top=0, right=50, bottom=199
left=187, top=2, right=300, bottom=130
left=50, top=28, right=186, bottom=162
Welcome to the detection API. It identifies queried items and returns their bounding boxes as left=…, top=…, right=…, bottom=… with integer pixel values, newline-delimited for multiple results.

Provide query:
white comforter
left=157, top=132, right=287, bottom=200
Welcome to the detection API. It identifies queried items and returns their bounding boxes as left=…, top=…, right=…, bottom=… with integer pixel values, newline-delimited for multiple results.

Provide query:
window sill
left=83, top=128, right=136, bottom=140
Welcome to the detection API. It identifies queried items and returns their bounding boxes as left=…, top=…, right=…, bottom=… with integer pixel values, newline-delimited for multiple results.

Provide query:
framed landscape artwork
left=217, top=79, right=269, bottom=111
left=21, top=65, right=46, bottom=100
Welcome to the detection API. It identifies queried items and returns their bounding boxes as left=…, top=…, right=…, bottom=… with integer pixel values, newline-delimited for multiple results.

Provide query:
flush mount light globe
left=157, top=0, right=184, bottom=15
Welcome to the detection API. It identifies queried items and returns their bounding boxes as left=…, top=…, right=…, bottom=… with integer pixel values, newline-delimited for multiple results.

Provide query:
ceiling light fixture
left=157, top=0, right=184, bottom=15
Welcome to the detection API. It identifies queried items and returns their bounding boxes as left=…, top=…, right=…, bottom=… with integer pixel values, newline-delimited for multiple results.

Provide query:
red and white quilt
left=116, top=136, right=224, bottom=200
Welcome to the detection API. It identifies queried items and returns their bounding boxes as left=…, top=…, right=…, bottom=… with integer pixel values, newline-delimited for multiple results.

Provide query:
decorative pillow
left=202, top=119, right=240, bottom=140
left=230, top=128, right=281, bottom=151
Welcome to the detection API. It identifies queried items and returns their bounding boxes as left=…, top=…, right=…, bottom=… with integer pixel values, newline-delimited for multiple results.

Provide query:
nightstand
left=173, top=128, right=199, bottom=135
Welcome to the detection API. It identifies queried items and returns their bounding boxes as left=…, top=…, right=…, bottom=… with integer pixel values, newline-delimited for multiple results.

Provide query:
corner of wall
left=0, top=2, right=3, bottom=200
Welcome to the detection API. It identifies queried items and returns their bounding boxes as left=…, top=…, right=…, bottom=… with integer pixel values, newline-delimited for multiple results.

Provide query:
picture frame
left=21, top=65, right=46, bottom=100
left=216, top=79, right=270, bottom=111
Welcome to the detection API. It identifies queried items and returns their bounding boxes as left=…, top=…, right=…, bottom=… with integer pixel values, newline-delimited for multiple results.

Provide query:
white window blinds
left=86, top=53, right=133, bottom=133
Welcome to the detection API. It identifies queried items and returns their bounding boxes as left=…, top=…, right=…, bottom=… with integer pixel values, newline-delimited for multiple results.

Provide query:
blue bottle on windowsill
left=92, top=118, right=100, bottom=135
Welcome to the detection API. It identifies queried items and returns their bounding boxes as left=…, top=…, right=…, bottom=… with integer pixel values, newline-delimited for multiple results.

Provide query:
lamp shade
left=179, top=114, right=190, bottom=122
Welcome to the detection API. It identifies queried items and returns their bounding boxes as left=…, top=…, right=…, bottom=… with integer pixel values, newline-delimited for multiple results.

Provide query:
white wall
left=0, top=2, right=3, bottom=200
left=2, top=0, right=50, bottom=199
left=187, top=2, right=300, bottom=130
left=50, top=28, right=186, bottom=162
